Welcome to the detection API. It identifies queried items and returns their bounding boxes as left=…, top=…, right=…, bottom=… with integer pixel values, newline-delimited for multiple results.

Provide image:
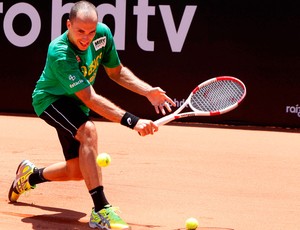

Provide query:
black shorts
left=39, top=97, right=90, bottom=161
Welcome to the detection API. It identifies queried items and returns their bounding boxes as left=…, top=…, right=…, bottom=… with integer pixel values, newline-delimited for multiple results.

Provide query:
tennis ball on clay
left=185, top=217, right=199, bottom=230
left=96, top=153, right=111, bottom=167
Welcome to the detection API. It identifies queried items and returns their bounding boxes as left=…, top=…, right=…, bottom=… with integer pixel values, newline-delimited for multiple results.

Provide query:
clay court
left=0, top=115, right=299, bottom=230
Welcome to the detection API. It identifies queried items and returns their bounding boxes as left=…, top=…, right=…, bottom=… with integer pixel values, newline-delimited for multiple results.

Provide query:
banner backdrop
left=0, top=1, right=299, bottom=128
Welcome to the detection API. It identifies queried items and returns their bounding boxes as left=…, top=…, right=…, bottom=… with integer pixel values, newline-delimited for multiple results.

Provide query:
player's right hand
left=146, top=87, right=176, bottom=115
left=134, top=119, right=158, bottom=136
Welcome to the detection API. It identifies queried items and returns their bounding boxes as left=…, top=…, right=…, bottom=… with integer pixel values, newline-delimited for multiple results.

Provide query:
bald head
left=69, top=1, right=98, bottom=22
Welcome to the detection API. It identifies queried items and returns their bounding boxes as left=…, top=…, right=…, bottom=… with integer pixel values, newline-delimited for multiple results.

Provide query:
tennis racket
left=155, top=76, right=246, bottom=126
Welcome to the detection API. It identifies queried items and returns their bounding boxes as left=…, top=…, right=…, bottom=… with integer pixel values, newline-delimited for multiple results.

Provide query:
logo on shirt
left=70, top=79, right=84, bottom=88
left=93, top=36, right=106, bottom=51
left=68, top=74, right=84, bottom=88
left=69, top=75, right=76, bottom=81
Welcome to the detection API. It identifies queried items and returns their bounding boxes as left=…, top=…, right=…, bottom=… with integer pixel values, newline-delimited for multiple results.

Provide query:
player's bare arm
left=75, top=85, right=125, bottom=123
left=105, top=64, right=176, bottom=115
left=75, top=85, right=158, bottom=135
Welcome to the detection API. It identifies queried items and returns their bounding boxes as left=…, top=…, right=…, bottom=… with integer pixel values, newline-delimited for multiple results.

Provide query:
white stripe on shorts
left=51, top=104, right=78, bottom=131
left=44, top=107, right=77, bottom=137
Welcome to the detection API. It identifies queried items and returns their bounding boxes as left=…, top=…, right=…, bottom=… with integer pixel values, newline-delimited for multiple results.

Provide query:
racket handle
left=154, top=114, right=175, bottom=127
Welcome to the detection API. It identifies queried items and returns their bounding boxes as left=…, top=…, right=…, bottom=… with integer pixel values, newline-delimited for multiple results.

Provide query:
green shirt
left=32, top=22, right=120, bottom=116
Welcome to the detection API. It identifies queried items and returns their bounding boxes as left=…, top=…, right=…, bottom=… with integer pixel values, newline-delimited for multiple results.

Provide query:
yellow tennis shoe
left=89, top=205, right=131, bottom=230
left=8, top=160, right=36, bottom=202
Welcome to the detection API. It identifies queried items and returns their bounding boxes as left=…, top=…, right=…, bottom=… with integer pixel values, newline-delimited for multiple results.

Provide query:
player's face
left=67, top=12, right=97, bottom=51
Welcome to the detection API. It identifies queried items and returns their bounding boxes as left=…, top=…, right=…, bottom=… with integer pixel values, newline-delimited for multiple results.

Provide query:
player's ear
left=66, top=19, right=71, bottom=29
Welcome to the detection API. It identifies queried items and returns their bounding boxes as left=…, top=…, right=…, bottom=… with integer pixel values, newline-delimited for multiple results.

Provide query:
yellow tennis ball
left=185, top=217, right=199, bottom=230
left=96, top=153, right=111, bottom=167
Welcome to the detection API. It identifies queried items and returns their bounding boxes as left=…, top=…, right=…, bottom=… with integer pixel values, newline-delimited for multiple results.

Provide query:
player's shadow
left=12, top=202, right=91, bottom=229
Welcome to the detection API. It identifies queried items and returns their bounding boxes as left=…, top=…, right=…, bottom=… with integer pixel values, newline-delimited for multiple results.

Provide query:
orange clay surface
left=0, top=115, right=299, bottom=230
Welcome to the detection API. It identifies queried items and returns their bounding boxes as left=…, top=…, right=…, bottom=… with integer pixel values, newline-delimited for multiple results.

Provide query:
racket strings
left=191, top=80, right=244, bottom=112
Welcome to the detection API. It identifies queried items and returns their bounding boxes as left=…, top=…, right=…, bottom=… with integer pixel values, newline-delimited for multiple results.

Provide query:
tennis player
left=8, top=1, right=175, bottom=229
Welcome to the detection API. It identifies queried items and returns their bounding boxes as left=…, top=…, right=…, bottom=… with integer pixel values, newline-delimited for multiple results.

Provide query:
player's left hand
left=134, top=119, right=158, bottom=136
left=146, top=87, right=176, bottom=115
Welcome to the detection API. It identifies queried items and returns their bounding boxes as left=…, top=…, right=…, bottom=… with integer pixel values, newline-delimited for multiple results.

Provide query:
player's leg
left=8, top=97, right=88, bottom=202
left=8, top=96, right=130, bottom=229
left=75, top=121, right=130, bottom=230
left=40, top=158, right=83, bottom=181
left=8, top=158, right=84, bottom=202
left=75, top=120, right=102, bottom=189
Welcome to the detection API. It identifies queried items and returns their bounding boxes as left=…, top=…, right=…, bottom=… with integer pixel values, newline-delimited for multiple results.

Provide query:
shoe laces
left=102, top=205, right=122, bottom=221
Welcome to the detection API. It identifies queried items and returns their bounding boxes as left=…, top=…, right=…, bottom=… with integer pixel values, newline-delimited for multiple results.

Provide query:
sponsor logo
left=286, top=105, right=300, bottom=117
left=93, top=36, right=106, bottom=51
left=80, top=53, right=102, bottom=83
left=69, top=75, right=76, bottom=81
left=127, top=117, right=132, bottom=126
left=1, top=1, right=197, bottom=52
left=70, top=79, right=84, bottom=88
left=173, top=98, right=188, bottom=108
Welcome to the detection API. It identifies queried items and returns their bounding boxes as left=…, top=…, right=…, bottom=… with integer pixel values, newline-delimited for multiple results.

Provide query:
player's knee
left=76, top=121, right=97, bottom=143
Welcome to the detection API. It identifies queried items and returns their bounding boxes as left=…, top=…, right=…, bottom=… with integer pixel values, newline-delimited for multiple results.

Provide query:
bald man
left=9, top=1, right=175, bottom=229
